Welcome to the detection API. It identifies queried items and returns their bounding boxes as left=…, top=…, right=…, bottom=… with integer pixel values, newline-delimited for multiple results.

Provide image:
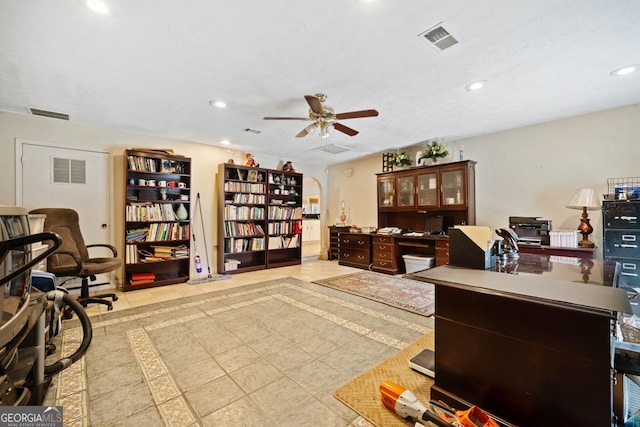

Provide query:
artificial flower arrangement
left=420, top=140, right=449, bottom=163
left=388, top=150, right=412, bottom=167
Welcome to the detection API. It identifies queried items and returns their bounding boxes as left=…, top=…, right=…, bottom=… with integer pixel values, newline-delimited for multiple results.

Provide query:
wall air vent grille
left=312, top=144, right=351, bottom=154
left=418, top=22, right=459, bottom=51
left=29, top=107, right=70, bottom=120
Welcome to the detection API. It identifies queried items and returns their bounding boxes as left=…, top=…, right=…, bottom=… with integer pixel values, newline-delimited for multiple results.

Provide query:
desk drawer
left=340, top=234, right=370, bottom=249
left=604, top=202, right=640, bottom=230
left=340, top=249, right=371, bottom=264
left=373, top=235, right=393, bottom=245
left=604, top=231, right=640, bottom=258
left=372, top=259, right=395, bottom=270
left=374, top=243, right=393, bottom=254
left=435, top=240, right=450, bottom=266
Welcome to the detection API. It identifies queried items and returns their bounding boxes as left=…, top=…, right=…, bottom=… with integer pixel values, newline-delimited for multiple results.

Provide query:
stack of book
left=130, top=272, right=155, bottom=286
left=126, top=228, right=148, bottom=243
left=152, top=245, right=174, bottom=258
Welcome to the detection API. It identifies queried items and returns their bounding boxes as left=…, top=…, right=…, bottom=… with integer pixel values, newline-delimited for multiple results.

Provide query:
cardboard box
left=449, top=226, right=495, bottom=269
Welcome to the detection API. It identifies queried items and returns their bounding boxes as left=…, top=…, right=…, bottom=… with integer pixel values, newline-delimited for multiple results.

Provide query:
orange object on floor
left=455, top=406, right=499, bottom=427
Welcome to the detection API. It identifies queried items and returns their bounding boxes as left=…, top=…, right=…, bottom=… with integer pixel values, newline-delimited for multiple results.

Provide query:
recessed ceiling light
left=210, top=100, right=226, bottom=108
left=221, top=140, right=231, bottom=145
left=465, top=80, right=487, bottom=91
left=610, top=65, right=637, bottom=76
left=86, top=0, right=109, bottom=15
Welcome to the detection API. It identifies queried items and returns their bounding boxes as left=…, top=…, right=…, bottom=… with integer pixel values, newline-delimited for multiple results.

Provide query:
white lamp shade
left=566, top=188, right=601, bottom=210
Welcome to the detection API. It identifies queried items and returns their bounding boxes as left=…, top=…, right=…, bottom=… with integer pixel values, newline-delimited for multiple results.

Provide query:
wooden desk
left=518, top=244, right=595, bottom=259
left=370, top=234, right=449, bottom=274
left=410, top=256, right=631, bottom=427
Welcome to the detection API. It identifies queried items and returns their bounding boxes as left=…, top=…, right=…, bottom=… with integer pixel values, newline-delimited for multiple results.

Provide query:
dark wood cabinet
left=371, top=235, right=398, bottom=273
left=435, top=239, right=449, bottom=266
left=377, top=160, right=476, bottom=232
left=328, top=225, right=350, bottom=260
left=338, top=233, right=371, bottom=269
left=410, top=258, right=631, bottom=427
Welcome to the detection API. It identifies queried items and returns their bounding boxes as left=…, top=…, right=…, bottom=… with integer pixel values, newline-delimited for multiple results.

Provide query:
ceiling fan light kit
left=263, top=93, right=378, bottom=138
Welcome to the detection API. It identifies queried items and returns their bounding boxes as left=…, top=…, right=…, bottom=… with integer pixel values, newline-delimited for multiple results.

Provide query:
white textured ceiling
left=1, top=0, right=639, bottom=165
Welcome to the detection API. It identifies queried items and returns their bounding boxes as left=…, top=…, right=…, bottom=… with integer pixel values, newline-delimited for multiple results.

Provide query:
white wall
left=326, top=103, right=640, bottom=257
left=0, top=111, right=327, bottom=282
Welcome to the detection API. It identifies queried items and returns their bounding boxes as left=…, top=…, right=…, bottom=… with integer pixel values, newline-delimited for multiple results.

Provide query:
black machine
left=508, top=216, right=551, bottom=247
left=0, top=206, right=92, bottom=406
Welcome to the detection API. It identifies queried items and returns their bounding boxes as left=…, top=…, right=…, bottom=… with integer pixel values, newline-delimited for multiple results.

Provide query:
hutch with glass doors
left=377, top=160, right=476, bottom=232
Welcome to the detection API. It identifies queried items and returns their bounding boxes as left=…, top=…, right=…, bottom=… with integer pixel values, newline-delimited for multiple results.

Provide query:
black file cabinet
left=603, top=200, right=640, bottom=292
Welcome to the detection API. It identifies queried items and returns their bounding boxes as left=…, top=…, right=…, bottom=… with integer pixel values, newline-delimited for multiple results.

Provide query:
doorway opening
left=302, top=176, right=322, bottom=259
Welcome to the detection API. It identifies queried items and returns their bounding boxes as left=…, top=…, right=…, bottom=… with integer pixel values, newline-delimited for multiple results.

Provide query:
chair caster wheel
left=107, top=305, right=113, bottom=311
left=113, top=296, right=119, bottom=301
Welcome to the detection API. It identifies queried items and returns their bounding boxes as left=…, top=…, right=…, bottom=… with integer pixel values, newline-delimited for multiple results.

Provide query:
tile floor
left=45, top=258, right=435, bottom=426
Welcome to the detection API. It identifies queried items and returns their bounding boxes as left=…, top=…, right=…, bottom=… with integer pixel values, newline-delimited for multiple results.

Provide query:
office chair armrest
left=55, top=250, right=83, bottom=272
left=86, top=243, right=118, bottom=257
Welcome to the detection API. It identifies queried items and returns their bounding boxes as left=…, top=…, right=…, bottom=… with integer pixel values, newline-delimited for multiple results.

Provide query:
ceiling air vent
left=313, top=144, right=351, bottom=154
left=418, top=22, right=459, bottom=51
left=29, top=107, right=70, bottom=120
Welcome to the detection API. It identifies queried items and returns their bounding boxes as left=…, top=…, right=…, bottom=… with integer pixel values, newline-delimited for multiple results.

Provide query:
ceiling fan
left=263, top=93, right=379, bottom=138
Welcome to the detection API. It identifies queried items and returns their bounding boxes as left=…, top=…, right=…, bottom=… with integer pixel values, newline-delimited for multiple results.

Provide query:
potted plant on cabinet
left=387, top=150, right=412, bottom=169
left=419, top=140, right=449, bottom=164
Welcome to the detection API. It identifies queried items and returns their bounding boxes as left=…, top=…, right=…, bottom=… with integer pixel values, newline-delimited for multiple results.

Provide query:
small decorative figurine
left=282, top=161, right=294, bottom=172
left=245, top=153, right=259, bottom=167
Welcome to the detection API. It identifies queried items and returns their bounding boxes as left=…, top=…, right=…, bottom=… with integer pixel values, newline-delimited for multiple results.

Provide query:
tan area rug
left=333, top=332, right=435, bottom=427
left=313, top=271, right=435, bottom=317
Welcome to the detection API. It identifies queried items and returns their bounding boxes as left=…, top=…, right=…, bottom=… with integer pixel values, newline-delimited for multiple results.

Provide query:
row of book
left=268, top=234, right=299, bottom=249
left=230, top=193, right=266, bottom=204
left=127, top=155, right=159, bottom=172
left=125, top=228, right=148, bottom=243
left=126, top=202, right=178, bottom=222
left=147, top=222, right=190, bottom=241
left=224, top=182, right=266, bottom=193
left=268, top=220, right=301, bottom=235
left=268, top=206, right=303, bottom=220
left=224, top=205, right=265, bottom=220
left=125, top=244, right=189, bottom=264
left=225, top=237, right=265, bottom=253
left=224, top=222, right=265, bottom=237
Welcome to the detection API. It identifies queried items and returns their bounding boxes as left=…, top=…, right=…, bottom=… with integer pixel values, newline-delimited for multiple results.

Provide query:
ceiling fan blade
left=263, top=116, right=310, bottom=120
left=334, top=122, right=359, bottom=136
left=304, top=95, right=324, bottom=115
left=295, top=127, right=310, bottom=138
left=335, top=109, right=379, bottom=120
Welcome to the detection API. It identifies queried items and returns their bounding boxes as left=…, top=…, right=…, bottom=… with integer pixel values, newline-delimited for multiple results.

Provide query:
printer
left=509, top=216, right=551, bottom=246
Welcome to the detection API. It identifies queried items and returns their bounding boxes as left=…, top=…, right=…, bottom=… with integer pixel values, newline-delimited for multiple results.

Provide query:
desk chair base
left=79, top=275, right=118, bottom=311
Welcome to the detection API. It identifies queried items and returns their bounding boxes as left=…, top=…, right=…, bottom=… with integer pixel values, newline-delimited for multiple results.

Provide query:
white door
left=17, top=140, right=113, bottom=291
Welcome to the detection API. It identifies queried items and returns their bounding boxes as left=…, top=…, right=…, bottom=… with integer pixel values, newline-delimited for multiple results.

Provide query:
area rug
left=333, top=332, right=435, bottom=427
left=313, top=271, right=435, bottom=317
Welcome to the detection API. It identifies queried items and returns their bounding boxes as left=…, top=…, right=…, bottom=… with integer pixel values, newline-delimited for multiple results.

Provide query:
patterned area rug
left=313, top=271, right=435, bottom=317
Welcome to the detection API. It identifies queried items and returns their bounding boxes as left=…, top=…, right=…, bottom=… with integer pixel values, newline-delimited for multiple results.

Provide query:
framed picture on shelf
left=247, top=170, right=259, bottom=182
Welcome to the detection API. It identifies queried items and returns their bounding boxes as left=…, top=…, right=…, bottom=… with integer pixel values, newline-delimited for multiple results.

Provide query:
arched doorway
left=302, top=176, right=322, bottom=258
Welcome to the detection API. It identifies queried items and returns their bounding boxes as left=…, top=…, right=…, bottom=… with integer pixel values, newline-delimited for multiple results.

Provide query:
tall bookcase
left=217, top=163, right=302, bottom=274
left=266, top=169, right=303, bottom=268
left=217, top=164, right=268, bottom=273
left=124, top=149, right=191, bottom=291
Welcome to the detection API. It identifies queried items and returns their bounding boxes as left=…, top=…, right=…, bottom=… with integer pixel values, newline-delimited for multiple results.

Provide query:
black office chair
left=30, top=208, right=121, bottom=310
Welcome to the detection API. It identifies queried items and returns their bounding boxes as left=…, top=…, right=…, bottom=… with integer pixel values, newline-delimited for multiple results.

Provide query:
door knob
left=101, top=223, right=108, bottom=228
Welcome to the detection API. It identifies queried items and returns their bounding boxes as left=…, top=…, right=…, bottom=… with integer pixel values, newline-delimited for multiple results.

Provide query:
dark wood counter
left=409, top=256, right=631, bottom=427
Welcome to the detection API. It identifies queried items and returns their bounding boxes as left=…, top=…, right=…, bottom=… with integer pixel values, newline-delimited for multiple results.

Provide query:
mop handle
left=196, top=193, right=212, bottom=275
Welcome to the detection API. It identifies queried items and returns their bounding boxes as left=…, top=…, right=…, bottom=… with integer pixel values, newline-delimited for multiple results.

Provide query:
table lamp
left=566, top=188, right=601, bottom=248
